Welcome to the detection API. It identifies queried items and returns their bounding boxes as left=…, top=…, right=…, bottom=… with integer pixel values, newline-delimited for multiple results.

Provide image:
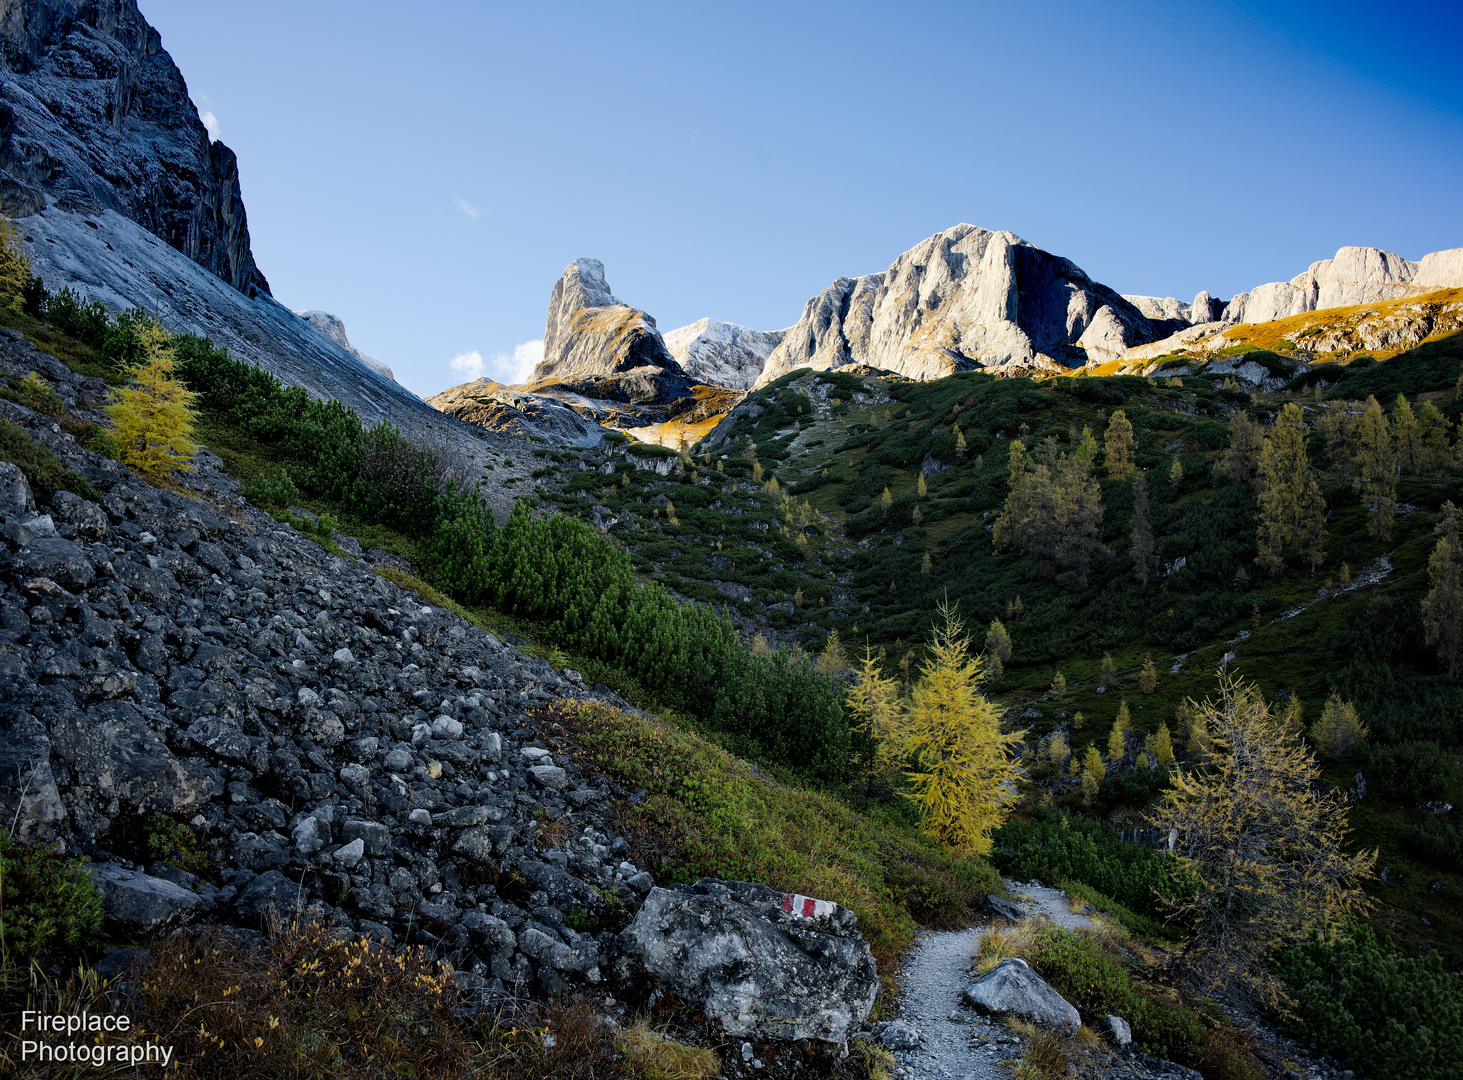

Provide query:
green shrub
left=990, top=805, right=1189, bottom=921
left=242, top=467, right=303, bottom=508
left=0, top=419, right=100, bottom=502
left=1278, top=923, right=1463, bottom=1080
left=0, top=829, right=104, bottom=956
left=144, top=813, right=210, bottom=875
left=1025, top=927, right=1259, bottom=1079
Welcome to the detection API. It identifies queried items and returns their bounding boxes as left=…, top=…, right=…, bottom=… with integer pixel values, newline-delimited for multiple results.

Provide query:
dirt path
left=884, top=882, right=1094, bottom=1079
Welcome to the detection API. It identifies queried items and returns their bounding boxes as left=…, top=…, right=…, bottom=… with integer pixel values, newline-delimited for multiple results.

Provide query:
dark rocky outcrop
left=0, top=0, right=267, bottom=296
left=0, top=336, right=652, bottom=1002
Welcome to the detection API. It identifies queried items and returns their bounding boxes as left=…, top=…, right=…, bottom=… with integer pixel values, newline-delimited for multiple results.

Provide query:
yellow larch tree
left=1148, top=673, right=1375, bottom=1007
left=846, top=645, right=906, bottom=788
left=901, top=603, right=1025, bottom=856
left=1080, top=745, right=1105, bottom=807
left=104, top=321, right=197, bottom=479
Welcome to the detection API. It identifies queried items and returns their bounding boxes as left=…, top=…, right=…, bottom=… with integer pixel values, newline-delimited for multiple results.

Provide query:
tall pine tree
left=1357, top=395, right=1397, bottom=541
left=1104, top=409, right=1135, bottom=482
left=1255, top=402, right=1327, bottom=575
left=1131, top=471, right=1155, bottom=585
left=1423, top=502, right=1463, bottom=677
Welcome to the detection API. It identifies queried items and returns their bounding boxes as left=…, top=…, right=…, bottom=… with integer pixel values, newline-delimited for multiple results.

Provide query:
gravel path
left=885, top=881, right=1095, bottom=1079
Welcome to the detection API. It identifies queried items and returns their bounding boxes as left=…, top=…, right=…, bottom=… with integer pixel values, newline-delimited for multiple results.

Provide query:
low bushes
left=1277, top=922, right=1463, bottom=1080
left=989, top=806, right=1189, bottom=923
left=1020, top=927, right=1260, bottom=1080
left=0, top=829, right=103, bottom=959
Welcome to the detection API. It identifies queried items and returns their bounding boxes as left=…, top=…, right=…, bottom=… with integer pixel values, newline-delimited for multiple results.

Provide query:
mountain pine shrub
left=1278, top=922, right=1463, bottom=1080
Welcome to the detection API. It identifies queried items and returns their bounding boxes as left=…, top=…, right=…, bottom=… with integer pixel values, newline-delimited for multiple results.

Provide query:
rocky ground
left=0, top=328, right=670, bottom=1005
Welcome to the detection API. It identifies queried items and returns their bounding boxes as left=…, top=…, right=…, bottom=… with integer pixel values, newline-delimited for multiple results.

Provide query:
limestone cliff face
left=756, top=224, right=1173, bottom=387
left=1125, top=245, right=1463, bottom=331
left=1222, top=245, right=1463, bottom=324
left=0, top=0, right=268, bottom=296
left=536, top=258, right=683, bottom=383
left=662, top=318, right=785, bottom=390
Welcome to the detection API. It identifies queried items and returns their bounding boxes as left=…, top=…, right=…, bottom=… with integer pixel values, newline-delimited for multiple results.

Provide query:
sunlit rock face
left=756, top=224, right=1175, bottom=386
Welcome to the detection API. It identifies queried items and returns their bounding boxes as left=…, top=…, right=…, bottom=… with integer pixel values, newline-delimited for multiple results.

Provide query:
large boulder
left=88, top=864, right=202, bottom=933
left=964, top=958, right=1081, bottom=1033
left=616, top=878, right=878, bottom=1044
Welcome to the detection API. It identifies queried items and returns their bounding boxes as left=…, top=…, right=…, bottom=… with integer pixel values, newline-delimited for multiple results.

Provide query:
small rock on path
left=886, top=881, right=1094, bottom=1079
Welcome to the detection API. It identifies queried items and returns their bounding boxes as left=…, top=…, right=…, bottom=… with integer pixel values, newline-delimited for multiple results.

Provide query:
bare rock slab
left=616, top=878, right=878, bottom=1044
left=88, top=864, right=201, bottom=933
left=963, top=958, right=1080, bottom=1033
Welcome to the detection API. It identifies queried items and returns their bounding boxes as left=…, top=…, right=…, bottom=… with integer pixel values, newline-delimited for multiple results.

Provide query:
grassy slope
left=540, top=349, right=1463, bottom=968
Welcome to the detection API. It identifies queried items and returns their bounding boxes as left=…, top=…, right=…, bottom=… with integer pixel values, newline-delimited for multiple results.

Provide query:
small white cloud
left=451, top=340, right=542, bottom=386
left=504, top=339, right=543, bottom=383
left=193, top=94, right=220, bottom=141
left=453, top=196, right=481, bottom=219
left=450, top=350, right=485, bottom=376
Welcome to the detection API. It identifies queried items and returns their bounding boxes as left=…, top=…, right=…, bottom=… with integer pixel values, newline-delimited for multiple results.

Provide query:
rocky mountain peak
left=535, top=258, right=683, bottom=384
left=756, top=223, right=1174, bottom=387
left=662, top=317, right=786, bottom=391
left=0, top=0, right=268, bottom=296
left=296, top=310, right=394, bottom=383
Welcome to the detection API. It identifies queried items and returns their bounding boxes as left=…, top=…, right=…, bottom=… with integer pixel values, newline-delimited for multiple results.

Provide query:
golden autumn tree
left=104, top=321, right=197, bottom=479
left=0, top=216, right=32, bottom=298
left=1148, top=673, right=1375, bottom=1007
left=846, top=644, right=905, bottom=790
left=900, top=603, right=1025, bottom=856
left=1080, top=745, right=1105, bottom=807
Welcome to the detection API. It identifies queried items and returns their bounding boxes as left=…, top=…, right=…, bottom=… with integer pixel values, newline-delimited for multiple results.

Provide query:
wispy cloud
left=502, top=339, right=543, bottom=383
left=450, top=350, right=485, bottom=376
left=453, top=196, right=481, bottom=219
left=192, top=94, right=220, bottom=141
left=447, top=340, right=542, bottom=386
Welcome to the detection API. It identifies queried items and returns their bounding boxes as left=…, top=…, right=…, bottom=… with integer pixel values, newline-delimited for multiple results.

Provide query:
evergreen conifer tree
left=1394, top=394, right=1421, bottom=474
left=1423, top=502, right=1463, bottom=677
left=1357, top=395, right=1397, bottom=541
left=1104, top=409, right=1135, bottom=481
left=1256, top=402, right=1327, bottom=574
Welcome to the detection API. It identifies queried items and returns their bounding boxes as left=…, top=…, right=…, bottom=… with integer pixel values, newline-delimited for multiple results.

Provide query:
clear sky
left=140, top=0, right=1463, bottom=399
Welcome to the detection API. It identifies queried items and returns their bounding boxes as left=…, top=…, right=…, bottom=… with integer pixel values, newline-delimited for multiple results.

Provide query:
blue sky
left=141, top=0, right=1463, bottom=399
